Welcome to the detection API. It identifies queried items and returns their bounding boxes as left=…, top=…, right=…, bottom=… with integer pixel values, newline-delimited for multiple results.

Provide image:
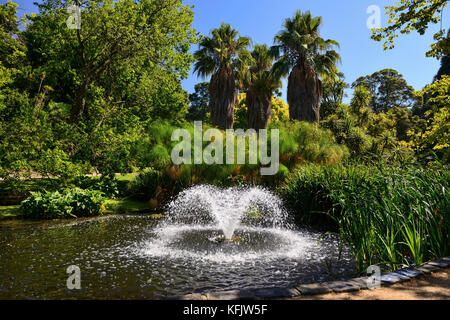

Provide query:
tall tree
left=187, top=82, right=209, bottom=122
left=350, top=85, right=371, bottom=125
left=410, top=75, right=450, bottom=162
left=271, top=10, right=340, bottom=123
left=0, top=0, right=28, bottom=122
left=239, top=44, right=281, bottom=130
left=25, top=0, right=197, bottom=124
left=320, top=72, right=348, bottom=119
left=371, top=0, right=448, bottom=58
left=435, top=53, right=450, bottom=82
left=352, top=69, right=418, bottom=113
left=0, top=0, right=25, bottom=69
left=1, top=0, right=198, bottom=177
left=193, top=23, right=251, bottom=129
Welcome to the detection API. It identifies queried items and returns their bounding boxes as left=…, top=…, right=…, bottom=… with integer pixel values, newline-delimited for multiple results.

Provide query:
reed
left=281, top=163, right=449, bottom=272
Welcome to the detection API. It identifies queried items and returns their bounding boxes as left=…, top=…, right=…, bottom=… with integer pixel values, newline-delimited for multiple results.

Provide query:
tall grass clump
left=128, top=120, right=349, bottom=197
left=281, top=163, right=449, bottom=272
left=273, top=121, right=348, bottom=167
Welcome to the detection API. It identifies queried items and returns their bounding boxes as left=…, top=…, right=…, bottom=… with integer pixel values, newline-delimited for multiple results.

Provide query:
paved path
left=290, top=268, right=449, bottom=300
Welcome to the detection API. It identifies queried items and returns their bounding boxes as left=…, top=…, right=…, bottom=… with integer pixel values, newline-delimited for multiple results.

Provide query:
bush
left=274, top=121, right=348, bottom=166
left=70, top=176, right=125, bottom=198
left=128, top=168, right=161, bottom=201
left=32, top=148, right=92, bottom=182
left=20, top=188, right=105, bottom=219
left=281, top=163, right=450, bottom=271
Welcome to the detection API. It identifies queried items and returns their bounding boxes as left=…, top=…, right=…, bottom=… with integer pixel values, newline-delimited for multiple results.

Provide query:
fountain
left=0, top=184, right=356, bottom=299
left=141, top=185, right=325, bottom=265
left=165, top=185, right=289, bottom=241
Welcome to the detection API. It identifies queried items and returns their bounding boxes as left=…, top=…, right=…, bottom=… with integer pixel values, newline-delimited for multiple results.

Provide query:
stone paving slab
left=427, top=260, right=449, bottom=268
left=416, top=263, right=441, bottom=274
left=249, top=287, right=300, bottom=298
left=389, top=272, right=411, bottom=281
left=396, top=269, right=422, bottom=278
left=380, top=274, right=404, bottom=284
left=177, top=256, right=450, bottom=300
left=205, top=287, right=300, bottom=300
left=346, top=277, right=370, bottom=290
left=325, top=280, right=360, bottom=293
left=206, top=290, right=254, bottom=300
left=295, top=283, right=332, bottom=295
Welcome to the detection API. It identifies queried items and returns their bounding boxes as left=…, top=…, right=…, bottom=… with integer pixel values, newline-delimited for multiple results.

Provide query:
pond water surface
left=0, top=215, right=357, bottom=299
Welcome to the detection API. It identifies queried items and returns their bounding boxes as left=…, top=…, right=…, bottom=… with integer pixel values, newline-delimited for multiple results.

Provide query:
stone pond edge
left=171, top=256, right=450, bottom=300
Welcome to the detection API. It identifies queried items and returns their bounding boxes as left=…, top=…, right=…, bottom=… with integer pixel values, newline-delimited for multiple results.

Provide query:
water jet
left=0, top=185, right=356, bottom=299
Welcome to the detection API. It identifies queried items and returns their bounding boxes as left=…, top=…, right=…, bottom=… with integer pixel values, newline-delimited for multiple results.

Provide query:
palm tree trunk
left=209, top=66, right=236, bottom=129
left=287, top=62, right=322, bottom=123
left=246, top=90, right=272, bottom=130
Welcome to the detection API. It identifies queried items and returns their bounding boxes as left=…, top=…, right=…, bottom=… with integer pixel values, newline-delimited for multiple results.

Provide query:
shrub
left=70, top=176, right=125, bottom=198
left=21, top=188, right=105, bottom=219
left=272, top=120, right=349, bottom=167
left=128, top=168, right=161, bottom=201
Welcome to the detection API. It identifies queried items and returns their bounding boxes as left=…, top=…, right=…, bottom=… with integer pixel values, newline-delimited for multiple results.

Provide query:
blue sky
left=11, top=0, right=448, bottom=102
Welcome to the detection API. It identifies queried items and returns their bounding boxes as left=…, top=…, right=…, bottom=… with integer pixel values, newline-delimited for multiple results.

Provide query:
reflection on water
left=0, top=215, right=356, bottom=299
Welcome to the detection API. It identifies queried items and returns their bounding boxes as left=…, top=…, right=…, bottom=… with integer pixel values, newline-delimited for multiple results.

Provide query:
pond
left=0, top=186, right=357, bottom=299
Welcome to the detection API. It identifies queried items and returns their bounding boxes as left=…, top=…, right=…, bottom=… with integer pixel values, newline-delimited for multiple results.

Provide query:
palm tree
left=193, top=23, right=251, bottom=129
left=272, top=10, right=341, bottom=123
left=238, top=44, right=282, bottom=129
left=321, top=72, right=348, bottom=118
left=351, top=85, right=372, bottom=125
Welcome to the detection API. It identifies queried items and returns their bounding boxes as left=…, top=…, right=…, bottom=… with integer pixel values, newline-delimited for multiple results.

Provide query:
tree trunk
left=246, top=90, right=272, bottom=130
left=209, top=66, right=236, bottom=129
left=287, top=62, right=322, bottom=123
left=70, top=77, right=89, bottom=123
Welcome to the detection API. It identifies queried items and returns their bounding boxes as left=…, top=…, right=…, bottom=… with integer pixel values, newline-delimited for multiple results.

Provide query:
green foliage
left=350, top=85, right=371, bottom=119
left=0, top=0, right=26, bottom=68
left=371, top=0, right=448, bottom=58
left=282, top=164, right=450, bottom=271
left=322, top=101, right=419, bottom=163
left=321, top=72, right=349, bottom=119
left=0, top=0, right=199, bottom=180
left=435, top=55, right=450, bottom=81
left=33, top=148, right=91, bottom=182
left=410, top=75, right=450, bottom=162
left=128, top=168, right=161, bottom=201
left=234, top=93, right=249, bottom=129
left=21, top=188, right=105, bottom=219
left=271, top=10, right=341, bottom=123
left=352, top=69, right=418, bottom=113
left=271, top=10, right=341, bottom=79
left=187, top=82, right=210, bottom=122
left=275, top=120, right=348, bottom=166
left=25, top=0, right=198, bottom=122
left=70, top=176, right=125, bottom=198
left=193, top=22, right=251, bottom=129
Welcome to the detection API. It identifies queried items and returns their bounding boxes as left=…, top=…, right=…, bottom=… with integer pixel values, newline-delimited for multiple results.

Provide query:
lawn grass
left=103, top=198, right=150, bottom=214
left=114, top=173, right=138, bottom=182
